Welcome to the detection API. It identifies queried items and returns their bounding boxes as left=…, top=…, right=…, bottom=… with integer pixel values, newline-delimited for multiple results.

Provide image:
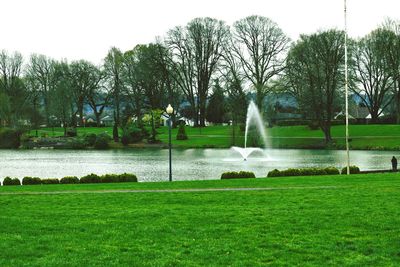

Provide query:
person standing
left=391, top=156, right=398, bottom=171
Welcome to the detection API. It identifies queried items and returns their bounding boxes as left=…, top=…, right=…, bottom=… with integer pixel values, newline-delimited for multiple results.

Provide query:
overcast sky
left=1, top=0, right=399, bottom=64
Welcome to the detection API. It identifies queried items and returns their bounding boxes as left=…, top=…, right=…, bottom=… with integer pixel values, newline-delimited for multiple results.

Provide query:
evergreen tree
left=206, top=80, right=226, bottom=124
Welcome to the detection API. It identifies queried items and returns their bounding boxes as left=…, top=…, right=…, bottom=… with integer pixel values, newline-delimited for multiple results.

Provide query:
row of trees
left=1, top=15, right=400, bottom=143
left=285, top=19, right=400, bottom=142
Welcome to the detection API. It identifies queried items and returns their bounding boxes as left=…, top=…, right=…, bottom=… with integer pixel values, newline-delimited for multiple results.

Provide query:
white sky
left=1, top=0, right=399, bottom=64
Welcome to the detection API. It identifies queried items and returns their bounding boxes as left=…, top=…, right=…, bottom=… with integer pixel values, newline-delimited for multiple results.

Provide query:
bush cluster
left=340, top=165, right=360, bottom=174
left=41, top=179, right=60, bottom=184
left=84, top=133, right=97, bottom=146
left=2, top=173, right=138, bottom=186
left=100, top=173, right=137, bottom=183
left=80, top=173, right=138, bottom=183
left=22, top=177, right=42, bottom=185
left=121, top=126, right=147, bottom=145
left=221, top=171, right=256, bottom=179
left=267, top=167, right=341, bottom=177
left=2, top=177, right=21, bottom=186
left=80, top=173, right=101, bottom=183
left=94, top=133, right=111, bottom=149
left=0, top=128, right=21, bottom=148
left=66, top=127, right=77, bottom=137
left=60, top=176, right=80, bottom=184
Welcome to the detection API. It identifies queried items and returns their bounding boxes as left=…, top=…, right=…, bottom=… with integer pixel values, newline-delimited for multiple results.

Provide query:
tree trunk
left=395, top=81, right=400, bottom=124
left=199, top=101, right=206, bottom=127
left=321, top=122, right=332, bottom=143
left=255, top=83, right=266, bottom=114
left=113, top=111, right=119, bottom=142
left=95, top=113, right=101, bottom=127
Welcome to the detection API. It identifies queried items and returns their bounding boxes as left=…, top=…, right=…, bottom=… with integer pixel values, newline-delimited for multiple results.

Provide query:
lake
left=0, top=148, right=397, bottom=182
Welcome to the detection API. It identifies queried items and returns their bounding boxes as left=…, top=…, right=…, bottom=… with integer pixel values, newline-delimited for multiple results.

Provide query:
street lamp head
left=166, top=104, right=174, bottom=115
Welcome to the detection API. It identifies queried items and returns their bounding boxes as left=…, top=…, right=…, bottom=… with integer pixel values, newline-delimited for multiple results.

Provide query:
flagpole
left=344, top=0, right=350, bottom=175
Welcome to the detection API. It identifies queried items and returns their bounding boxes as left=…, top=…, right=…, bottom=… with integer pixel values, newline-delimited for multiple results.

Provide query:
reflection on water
left=0, top=148, right=397, bottom=182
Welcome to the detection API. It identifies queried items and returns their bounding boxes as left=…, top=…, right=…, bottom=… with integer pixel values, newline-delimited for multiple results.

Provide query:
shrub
left=268, top=167, right=340, bottom=178
left=0, top=128, right=21, bottom=148
left=324, top=167, right=340, bottom=175
left=94, top=133, right=110, bottom=149
left=100, top=173, right=138, bottom=183
left=2, top=177, right=21, bottom=186
left=341, top=165, right=360, bottom=174
left=84, top=133, right=97, bottom=146
left=100, top=174, right=119, bottom=183
left=60, top=176, right=79, bottom=184
left=80, top=173, right=101, bottom=183
left=122, top=126, right=145, bottom=145
left=283, top=168, right=303, bottom=176
left=299, top=168, right=326, bottom=176
left=176, top=124, right=188, bottom=140
left=66, top=127, right=77, bottom=137
left=267, top=169, right=282, bottom=177
left=41, top=178, right=60, bottom=184
left=221, top=171, right=256, bottom=179
left=118, top=173, right=138, bottom=182
left=22, top=177, right=42, bottom=185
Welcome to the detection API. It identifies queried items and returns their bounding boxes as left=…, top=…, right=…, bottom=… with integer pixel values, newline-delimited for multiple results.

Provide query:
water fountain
left=231, top=100, right=268, bottom=160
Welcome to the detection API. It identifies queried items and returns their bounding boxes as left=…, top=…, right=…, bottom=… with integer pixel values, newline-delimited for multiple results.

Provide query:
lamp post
left=166, top=104, right=174, bottom=182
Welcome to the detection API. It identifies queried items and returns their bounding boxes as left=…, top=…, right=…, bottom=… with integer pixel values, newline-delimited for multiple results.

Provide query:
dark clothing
left=391, top=156, right=397, bottom=171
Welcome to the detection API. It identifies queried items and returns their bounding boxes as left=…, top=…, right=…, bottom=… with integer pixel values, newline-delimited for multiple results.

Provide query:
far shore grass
left=32, top=124, right=400, bottom=150
left=1, top=173, right=399, bottom=265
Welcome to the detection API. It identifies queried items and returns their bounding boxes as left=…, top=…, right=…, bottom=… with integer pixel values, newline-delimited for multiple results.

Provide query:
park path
left=0, top=185, right=340, bottom=195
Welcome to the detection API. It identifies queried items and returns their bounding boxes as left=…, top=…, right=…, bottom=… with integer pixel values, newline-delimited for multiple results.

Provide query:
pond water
left=0, top=148, right=397, bottom=182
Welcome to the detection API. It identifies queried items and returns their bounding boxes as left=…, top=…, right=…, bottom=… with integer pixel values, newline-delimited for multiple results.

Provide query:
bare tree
left=232, top=15, right=290, bottom=111
left=26, top=54, right=55, bottom=126
left=166, top=17, right=229, bottom=127
left=69, top=60, right=104, bottom=126
left=382, top=19, right=400, bottom=123
left=0, top=50, right=26, bottom=126
left=104, top=47, right=124, bottom=141
left=351, top=28, right=394, bottom=122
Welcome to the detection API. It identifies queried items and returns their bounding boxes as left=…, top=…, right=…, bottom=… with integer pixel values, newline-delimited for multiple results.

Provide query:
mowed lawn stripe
left=0, top=174, right=399, bottom=266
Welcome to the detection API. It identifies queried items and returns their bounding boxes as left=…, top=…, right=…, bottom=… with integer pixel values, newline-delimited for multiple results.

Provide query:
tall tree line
left=1, top=16, right=400, bottom=144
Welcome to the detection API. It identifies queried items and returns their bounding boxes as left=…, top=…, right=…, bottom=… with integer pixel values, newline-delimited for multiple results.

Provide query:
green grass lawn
left=0, top=173, right=399, bottom=266
left=32, top=124, right=400, bottom=149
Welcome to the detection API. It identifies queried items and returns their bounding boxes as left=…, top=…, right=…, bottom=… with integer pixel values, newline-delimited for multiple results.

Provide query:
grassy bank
left=1, top=173, right=399, bottom=265
left=33, top=124, right=400, bottom=150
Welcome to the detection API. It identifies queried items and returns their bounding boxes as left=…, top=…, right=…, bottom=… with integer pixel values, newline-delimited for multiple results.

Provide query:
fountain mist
left=231, top=100, right=268, bottom=160
left=244, top=101, right=268, bottom=148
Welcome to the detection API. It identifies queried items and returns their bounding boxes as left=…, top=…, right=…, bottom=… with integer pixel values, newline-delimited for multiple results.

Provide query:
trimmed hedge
left=80, top=173, right=101, bottom=183
left=267, top=167, right=341, bottom=177
left=100, top=173, right=138, bottom=183
left=2, top=173, right=138, bottom=186
left=221, top=171, right=256, bottom=179
left=341, top=165, right=360, bottom=174
left=2, top=177, right=21, bottom=186
left=41, top=178, right=60, bottom=184
left=60, top=176, right=79, bottom=184
left=22, top=177, right=42, bottom=185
